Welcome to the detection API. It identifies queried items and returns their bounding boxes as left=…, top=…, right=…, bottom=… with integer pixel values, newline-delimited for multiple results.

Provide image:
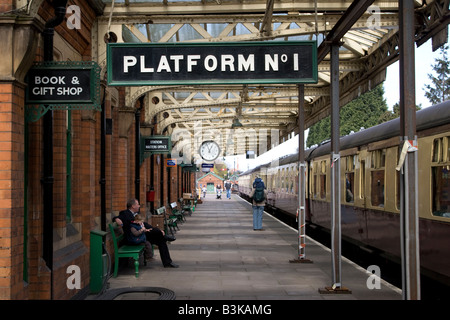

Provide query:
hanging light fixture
left=231, top=101, right=243, bottom=128
left=231, top=118, right=243, bottom=128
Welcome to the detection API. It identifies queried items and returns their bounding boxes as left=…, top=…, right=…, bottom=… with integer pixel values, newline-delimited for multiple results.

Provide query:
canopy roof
left=95, top=0, right=449, bottom=156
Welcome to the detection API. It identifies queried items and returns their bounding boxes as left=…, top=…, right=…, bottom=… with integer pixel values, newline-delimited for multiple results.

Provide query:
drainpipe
left=42, top=0, right=67, bottom=299
left=100, top=83, right=106, bottom=231
left=150, top=118, right=155, bottom=214
left=135, top=97, right=144, bottom=201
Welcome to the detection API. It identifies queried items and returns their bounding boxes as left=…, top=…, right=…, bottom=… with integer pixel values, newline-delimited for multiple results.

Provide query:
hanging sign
left=142, top=135, right=172, bottom=154
left=25, top=61, right=101, bottom=122
left=26, top=61, right=100, bottom=105
left=166, top=159, right=177, bottom=167
left=107, top=41, right=317, bottom=86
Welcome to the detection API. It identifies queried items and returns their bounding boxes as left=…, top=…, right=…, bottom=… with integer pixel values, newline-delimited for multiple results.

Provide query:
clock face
left=199, top=140, right=220, bottom=161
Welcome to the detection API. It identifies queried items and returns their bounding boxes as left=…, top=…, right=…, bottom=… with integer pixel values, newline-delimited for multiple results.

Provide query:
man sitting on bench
left=113, top=198, right=179, bottom=268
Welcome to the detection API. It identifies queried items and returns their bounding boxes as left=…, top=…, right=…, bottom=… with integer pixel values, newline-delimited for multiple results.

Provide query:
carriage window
left=371, top=149, right=386, bottom=169
left=345, top=172, right=354, bottom=203
left=360, top=160, right=365, bottom=199
left=312, top=161, right=326, bottom=199
left=344, top=155, right=355, bottom=203
left=431, top=137, right=450, bottom=218
left=371, top=171, right=384, bottom=207
left=289, top=167, right=294, bottom=193
left=432, top=166, right=450, bottom=218
left=320, top=174, right=326, bottom=199
left=314, top=175, right=319, bottom=198
left=320, top=160, right=327, bottom=199
left=276, top=169, right=281, bottom=189
left=432, top=138, right=443, bottom=162
left=370, top=150, right=385, bottom=207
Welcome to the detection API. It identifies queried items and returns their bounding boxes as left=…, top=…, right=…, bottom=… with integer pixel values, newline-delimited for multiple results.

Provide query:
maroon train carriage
left=239, top=101, right=450, bottom=287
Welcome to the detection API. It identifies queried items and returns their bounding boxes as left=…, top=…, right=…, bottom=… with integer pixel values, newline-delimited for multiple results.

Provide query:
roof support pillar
left=290, top=84, right=313, bottom=264
left=330, top=43, right=343, bottom=290
left=399, top=0, right=420, bottom=301
left=319, top=42, right=350, bottom=294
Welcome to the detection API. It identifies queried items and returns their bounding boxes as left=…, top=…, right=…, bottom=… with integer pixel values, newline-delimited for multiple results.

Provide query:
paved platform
left=89, top=194, right=402, bottom=300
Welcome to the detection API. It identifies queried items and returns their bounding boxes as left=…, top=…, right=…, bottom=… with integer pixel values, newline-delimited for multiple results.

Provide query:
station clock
left=199, top=140, right=220, bottom=161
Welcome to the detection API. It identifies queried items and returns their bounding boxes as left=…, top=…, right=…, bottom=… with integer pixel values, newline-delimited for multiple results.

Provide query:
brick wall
left=197, top=172, right=224, bottom=193
left=0, top=82, right=26, bottom=299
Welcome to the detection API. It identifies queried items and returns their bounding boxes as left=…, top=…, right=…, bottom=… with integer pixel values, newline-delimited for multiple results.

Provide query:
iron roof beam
left=317, top=0, right=376, bottom=62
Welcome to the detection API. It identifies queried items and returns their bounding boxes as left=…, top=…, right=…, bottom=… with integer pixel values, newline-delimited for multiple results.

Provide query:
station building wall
left=0, top=0, right=195, bottom=300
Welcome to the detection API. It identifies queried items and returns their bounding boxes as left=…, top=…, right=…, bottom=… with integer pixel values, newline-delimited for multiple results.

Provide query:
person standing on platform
left=113, top=198, right=179, bottom=268
left=225, top=180, right=232, bottom=199
left=250, top=177, right=267, bottom=231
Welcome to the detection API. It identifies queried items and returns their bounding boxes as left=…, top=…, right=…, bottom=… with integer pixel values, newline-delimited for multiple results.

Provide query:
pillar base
left=318, top=286, right=352, bottom=294
left=289, top=258, right=313, bottom=263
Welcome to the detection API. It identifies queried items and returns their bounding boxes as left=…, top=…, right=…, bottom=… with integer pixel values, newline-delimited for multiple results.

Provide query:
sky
left=226, top=35, right=448, bottom=172
left=384, top=35, right=448, bottom=110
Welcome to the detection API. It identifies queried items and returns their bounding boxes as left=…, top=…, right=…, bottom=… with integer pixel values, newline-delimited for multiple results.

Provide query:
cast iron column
left=42, top=0, right=67, bottom=299
left=399, top=0, right=420, bottom=300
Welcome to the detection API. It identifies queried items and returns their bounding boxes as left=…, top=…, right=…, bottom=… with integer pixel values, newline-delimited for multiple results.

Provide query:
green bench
left=155, top=206, right=178, bottom=236
left=170, top=202, right=185, bottom=223
left=108, top=223, right=146, bottom=278
left=179, top=197, right=193, bottom=216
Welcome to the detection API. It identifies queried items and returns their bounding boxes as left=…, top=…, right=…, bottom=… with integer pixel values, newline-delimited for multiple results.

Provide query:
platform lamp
left=231, top=102, right=244, bottom=129
left=231, top=117, right=243, bottom=128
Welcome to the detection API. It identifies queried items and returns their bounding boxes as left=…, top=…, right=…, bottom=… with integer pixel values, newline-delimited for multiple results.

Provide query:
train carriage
left=239, top=101, right=450, bottom=287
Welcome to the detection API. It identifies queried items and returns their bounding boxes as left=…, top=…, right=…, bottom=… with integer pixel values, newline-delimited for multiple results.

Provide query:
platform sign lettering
left=142, top=136, right=171, bottom=154
left=107, top=41, right=317, bottom=86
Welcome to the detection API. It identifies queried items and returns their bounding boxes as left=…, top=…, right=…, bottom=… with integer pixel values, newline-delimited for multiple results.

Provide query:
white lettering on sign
left=35, top=76, right=66, bottom=85
left=32, top=87, right=55, bottom=95
left=140, top=55, right=154, bottom=73
left=31, top=75, right=84, bottom=97
left=204, top=55, right=217, bottom=72
left=121, top=54, right=272, bottom=74
left=157, top=56, right=171, bottom=73
left=57, top=87, right=83, bottom=95
left=221, top=55, right=234, bottom=71
left=109, top=42, right=318, bottom=86
left=187, top=55, right=201, bottom=72
left=124, top=56, right=137, bottom=72
left=239, top=54, right=255, bottom=71
left=293, top=53, right=299, bottom=71
left=265, top=54, right=278, bottom=71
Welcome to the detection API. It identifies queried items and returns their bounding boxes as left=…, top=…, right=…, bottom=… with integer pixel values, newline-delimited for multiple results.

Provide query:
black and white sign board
left=107, top=41, right=317, bottom=86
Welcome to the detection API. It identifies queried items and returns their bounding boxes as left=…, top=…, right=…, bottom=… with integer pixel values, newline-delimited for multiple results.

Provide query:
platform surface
left=90, top=194, right=402, bottom=300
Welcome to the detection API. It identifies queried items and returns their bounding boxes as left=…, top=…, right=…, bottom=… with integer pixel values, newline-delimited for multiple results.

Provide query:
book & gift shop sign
left=26, top=61, right=100, bottom=106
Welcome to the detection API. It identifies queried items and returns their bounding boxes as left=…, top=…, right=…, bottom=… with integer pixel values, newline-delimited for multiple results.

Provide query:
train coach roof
left=239, top=101, right=450, bottom=175
left=306, top=100, right=450, bottom=160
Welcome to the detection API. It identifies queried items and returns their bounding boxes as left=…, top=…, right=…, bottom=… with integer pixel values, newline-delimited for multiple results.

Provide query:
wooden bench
left=108, top=223, right=146, bottom=278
